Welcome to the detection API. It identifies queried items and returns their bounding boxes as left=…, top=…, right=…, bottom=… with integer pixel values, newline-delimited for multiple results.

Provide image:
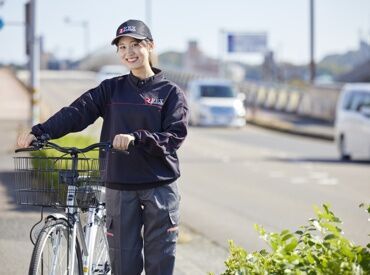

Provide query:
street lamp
left=309, top=0, right=315, bottom=84
left=64, top=17, right=90, bottom=57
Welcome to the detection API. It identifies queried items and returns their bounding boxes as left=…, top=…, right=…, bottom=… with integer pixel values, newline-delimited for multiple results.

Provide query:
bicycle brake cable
left=29, top=206, right=44, bottom=245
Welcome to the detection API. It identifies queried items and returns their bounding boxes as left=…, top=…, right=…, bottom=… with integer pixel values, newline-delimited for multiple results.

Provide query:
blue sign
left=227, top=32, right=267, bottom=53
left=0, top=18, right=4, bottom=30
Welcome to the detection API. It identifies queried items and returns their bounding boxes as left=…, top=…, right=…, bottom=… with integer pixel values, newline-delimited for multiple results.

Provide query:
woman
left=17, top=19, right=188, bottom=275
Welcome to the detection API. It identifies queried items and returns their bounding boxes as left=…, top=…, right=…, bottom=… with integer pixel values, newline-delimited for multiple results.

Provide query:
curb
left=247, top=117, right=334, bottom=141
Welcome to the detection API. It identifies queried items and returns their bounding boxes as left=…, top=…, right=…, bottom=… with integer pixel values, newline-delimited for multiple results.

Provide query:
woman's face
left=117, top=36, right=153, bottom=71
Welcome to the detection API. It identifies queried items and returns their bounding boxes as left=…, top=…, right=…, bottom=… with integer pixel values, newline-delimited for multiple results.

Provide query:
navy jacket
left=31, top=68, right=189, bottom=189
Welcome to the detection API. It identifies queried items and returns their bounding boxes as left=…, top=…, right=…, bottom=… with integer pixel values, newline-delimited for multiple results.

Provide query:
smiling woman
left=17, top=18, right=189, bottom=275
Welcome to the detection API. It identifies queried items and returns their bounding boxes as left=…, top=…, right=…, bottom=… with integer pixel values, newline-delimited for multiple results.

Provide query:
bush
left=30, top=134, right=99, bottom=159
left=218, top=204, right=370, bottom=275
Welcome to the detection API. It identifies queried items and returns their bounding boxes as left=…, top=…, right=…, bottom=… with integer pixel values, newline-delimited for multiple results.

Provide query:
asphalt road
left=179, top=126, right=370, bottom=251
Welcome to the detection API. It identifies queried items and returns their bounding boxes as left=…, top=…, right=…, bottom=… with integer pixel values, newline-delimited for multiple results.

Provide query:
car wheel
left=339, top=135, right=351, bottom=161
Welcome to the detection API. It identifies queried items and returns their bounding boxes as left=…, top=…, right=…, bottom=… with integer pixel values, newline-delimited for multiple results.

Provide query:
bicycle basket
left=14, top=156, right=107, bottom=208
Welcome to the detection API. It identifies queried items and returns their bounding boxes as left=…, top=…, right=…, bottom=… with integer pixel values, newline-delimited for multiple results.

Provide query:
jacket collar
left=128, top=67, right=163, bottom=87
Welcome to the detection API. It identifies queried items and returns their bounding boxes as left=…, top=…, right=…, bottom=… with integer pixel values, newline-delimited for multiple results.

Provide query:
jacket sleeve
left=132, top=86, right=189, bottom=157
left=31, top=84, right=107, bottom=139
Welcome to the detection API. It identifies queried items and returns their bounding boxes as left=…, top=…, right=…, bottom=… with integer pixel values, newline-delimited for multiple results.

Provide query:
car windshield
left=200, top=85, right=236, bottom=98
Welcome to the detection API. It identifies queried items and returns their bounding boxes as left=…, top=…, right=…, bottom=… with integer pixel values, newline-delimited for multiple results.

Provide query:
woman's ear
left=148, top=41, right=155, bottom=52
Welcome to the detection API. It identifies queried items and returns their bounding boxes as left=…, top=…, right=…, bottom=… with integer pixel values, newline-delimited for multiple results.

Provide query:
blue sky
left=0, top=0, right=369, bottom=65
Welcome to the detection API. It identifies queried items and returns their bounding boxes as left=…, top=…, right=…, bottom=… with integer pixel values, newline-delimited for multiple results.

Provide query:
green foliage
left=30, top=134, right=99, bottom=159
left=220, top=204, right=370, bottom=275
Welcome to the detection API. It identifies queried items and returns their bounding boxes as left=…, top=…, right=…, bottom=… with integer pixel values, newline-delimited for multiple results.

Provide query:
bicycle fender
left=46, top=213, right=67, bottom=221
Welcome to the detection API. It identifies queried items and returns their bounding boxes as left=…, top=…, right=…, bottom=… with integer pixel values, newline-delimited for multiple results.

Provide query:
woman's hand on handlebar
left=17, top=133, right=36, bottom=148
left=112, top=134, right=135, bottom=151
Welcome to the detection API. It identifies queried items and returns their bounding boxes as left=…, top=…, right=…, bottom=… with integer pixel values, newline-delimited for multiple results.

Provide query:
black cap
left=111, top=19, right=153, bottom=45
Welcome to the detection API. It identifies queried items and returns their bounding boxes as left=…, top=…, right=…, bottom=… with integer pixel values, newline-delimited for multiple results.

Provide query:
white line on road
left=290, top=177, right=308, bottom=184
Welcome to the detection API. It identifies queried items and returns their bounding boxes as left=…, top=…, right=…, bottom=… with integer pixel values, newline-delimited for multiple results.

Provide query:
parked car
left=96, top=65, right=129, bottom=83
left=187, top=79, right=246, bottom=127
left=335, top=83, right=370, bottom=160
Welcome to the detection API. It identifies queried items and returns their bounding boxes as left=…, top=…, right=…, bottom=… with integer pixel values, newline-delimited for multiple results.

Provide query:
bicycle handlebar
left=15, top=135, right=130, bottom=155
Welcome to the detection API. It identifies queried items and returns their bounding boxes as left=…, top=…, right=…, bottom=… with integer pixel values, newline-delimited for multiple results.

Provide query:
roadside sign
left=226, top=32, right=267, bottom=53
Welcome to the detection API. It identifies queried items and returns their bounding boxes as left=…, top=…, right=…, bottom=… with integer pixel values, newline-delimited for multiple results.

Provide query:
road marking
left=290, top=177, right=308, bottom=184
left=317, top=178, right=338, bottom=185
left=309, top=171, right=329, bottom=180
left=268, top=171, right=285, bottom=178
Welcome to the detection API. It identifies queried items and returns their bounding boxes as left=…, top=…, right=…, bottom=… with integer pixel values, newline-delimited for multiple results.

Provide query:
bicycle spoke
left=31, top=221, right=82, bottom=275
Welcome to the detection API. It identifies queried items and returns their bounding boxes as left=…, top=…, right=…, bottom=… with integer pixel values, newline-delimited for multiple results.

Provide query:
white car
left=187, top=79, right=246, bottom=127
left=335, top=83, right=370, bottom=160
left=96, top=65, right=129, bottom=83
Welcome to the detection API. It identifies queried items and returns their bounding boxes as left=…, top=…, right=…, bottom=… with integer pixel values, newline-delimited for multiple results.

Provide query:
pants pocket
left=169, top=209, right=179, bottom=226
left=106, top=215, right=117, bottom=248
left=166, top=209, right=180, bottom=242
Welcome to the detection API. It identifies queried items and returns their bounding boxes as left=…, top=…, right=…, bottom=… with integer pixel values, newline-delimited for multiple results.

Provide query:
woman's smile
left=126, top=56, right=139, bottom=63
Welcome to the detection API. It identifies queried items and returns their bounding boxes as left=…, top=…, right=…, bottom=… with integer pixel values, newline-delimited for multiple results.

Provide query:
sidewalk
left=0, top=68, right=30, bottom=170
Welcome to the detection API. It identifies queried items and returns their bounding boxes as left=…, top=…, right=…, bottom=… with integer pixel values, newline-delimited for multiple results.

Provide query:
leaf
left=324, top=234, right=336, bottom=241
left=284, top=238, right=298, bottom=253
left=307, top=253, right=315, bottom=264
left=282, top=233, right=294, bottom=242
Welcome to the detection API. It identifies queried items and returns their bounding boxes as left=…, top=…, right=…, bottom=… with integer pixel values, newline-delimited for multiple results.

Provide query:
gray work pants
left=105, top=181, right=180, bottom=275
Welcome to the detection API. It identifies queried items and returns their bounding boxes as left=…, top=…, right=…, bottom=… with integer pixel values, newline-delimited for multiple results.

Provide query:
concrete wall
left=164, top=69, right=342, bottom=123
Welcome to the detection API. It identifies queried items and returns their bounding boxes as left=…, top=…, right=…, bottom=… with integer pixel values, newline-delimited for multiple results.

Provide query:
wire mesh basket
left=14, top=156, right=107, bottom=208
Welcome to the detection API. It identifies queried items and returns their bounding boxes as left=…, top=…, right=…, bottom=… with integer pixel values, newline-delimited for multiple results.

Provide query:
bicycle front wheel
left=88, top=222, right=111, bottom=274
left=29, top=218, right=83, bottom=275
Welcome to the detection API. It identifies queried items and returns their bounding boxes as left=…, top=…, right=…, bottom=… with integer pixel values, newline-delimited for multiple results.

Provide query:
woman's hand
left=17, top=133, right=36, bottom=148
left=113, top=134, right=135, bottom=151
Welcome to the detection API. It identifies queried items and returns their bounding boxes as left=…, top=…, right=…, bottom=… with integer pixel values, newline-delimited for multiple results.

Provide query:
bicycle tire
left=88, top=221, right=111, bottom=274
left=29, top=218, right=83, bottom=275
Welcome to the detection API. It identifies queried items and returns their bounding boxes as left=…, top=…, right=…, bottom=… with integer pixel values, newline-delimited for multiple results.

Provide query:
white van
left=187, top=79, right=246, bottom=127
left=335, top=83, right=370, bottom=160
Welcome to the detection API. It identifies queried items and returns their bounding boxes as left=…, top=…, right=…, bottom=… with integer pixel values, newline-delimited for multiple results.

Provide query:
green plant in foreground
left=219, top=204, right=370, bottom=275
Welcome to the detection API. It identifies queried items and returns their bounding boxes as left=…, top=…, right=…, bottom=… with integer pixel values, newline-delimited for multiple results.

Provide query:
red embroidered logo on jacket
left=144, top=97, right=164, bottom=106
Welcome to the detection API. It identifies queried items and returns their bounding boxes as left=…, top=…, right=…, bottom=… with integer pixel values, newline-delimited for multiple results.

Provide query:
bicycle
left=14, top=136, right=117, bottom=275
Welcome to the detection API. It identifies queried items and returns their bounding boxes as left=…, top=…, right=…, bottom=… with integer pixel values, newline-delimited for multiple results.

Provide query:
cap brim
left=111, top=33, right=147, bottom=45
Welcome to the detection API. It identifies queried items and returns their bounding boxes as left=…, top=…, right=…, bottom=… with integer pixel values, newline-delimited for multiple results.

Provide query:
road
left=179, top=126, right=369, bottom=251
left=34, top=72, right=370, bottom=252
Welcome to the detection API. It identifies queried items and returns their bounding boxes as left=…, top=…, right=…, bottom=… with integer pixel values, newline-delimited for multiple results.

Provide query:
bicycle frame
left=62, top=155, right=110, bottom=275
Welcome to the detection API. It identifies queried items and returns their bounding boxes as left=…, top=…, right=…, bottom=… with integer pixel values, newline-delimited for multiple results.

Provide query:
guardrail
left=164, top=69, right=342, bottom=123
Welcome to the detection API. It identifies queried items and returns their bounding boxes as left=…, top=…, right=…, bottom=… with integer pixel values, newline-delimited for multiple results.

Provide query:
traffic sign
left=226, top=32, right=267, bottom=53
left=0, top=18, right=4, bottom=30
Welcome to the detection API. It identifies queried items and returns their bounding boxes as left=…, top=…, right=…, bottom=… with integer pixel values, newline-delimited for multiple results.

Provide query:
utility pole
left=145, top=0, right=152, bottom=28
left=309, top=0, right=315, bottom=84
left=27, top=0, right=41, bottom=125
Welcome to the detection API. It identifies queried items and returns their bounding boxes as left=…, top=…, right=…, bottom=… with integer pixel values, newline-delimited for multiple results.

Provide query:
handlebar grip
left=111, top=148, right=130, bottom=155
left=14, top=139, right=43, bottom=153
left=15, top=147, right=38, bottom=153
